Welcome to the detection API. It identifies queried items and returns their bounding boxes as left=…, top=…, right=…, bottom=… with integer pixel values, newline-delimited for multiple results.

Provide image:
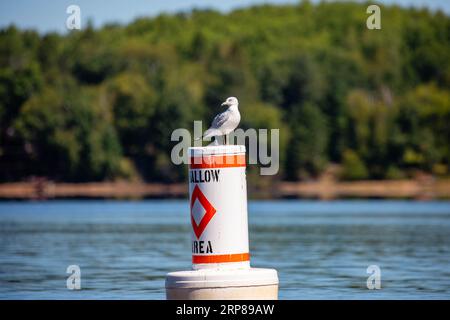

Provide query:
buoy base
left=165, top=268, right=278, bottom=300
left=166, top=284, right=278, bottom=300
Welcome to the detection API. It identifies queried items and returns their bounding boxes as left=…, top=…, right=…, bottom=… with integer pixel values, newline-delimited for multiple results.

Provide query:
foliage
left=0, top=2, right=449, bottom=182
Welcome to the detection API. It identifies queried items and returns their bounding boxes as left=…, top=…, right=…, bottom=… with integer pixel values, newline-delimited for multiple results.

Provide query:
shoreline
left=0, top=179, right=449, bottom=200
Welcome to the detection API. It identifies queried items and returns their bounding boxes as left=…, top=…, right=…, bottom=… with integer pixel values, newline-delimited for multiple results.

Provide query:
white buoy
left=165, top=145, right=279, bottom=300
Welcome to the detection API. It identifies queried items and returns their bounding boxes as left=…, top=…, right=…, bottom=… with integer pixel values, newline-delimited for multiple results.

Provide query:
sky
left=0, top=0, right=448, bottom=34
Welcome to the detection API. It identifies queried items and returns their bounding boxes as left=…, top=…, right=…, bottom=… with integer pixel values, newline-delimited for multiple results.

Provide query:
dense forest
left=0, top=1, right=449, bottom=184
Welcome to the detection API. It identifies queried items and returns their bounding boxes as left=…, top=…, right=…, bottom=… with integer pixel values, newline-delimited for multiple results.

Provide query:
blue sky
left=0, top=0, right=448, bottom=33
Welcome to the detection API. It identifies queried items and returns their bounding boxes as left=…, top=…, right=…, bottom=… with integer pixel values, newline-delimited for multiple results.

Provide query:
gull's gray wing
left=211, top=110, right=230, bottom=129
left=202, top=110, right=230, bottom=139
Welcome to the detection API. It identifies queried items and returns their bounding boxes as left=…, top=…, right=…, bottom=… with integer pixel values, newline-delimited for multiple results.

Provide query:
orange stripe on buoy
left=192, top=253, right=250, bottom=264
left=190, top=154, right=246, bottom=169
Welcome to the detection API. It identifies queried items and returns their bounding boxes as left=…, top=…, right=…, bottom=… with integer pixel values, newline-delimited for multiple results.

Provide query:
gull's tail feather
left=203, top=128, right=221, bottom=140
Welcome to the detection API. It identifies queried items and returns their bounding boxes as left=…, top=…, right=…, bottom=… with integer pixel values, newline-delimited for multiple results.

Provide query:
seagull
left=202, top=97, right=241, bottom=145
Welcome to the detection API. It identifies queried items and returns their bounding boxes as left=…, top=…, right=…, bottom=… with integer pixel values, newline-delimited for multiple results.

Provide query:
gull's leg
left=208, top=138, right=218, bottom=146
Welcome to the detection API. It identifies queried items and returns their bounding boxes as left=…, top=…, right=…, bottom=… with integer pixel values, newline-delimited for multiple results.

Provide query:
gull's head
left=221, top=97, right=239, bottom=107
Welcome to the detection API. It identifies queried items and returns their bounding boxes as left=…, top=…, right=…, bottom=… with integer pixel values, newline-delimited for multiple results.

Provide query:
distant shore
left=0, top=178, right=449, bottom=200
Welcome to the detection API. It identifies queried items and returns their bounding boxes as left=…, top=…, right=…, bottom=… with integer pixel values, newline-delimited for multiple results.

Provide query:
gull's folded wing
left=203, top=110, right=230, bottom=139
left=211, top=110, right=230, bottom=129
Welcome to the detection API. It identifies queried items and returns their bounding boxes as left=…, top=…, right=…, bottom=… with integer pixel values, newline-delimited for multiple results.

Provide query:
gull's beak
left=221, top=101, right=228, bottom=107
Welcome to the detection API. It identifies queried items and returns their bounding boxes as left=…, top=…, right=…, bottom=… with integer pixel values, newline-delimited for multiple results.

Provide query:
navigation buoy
left=165, top=145, right=279, bottom=300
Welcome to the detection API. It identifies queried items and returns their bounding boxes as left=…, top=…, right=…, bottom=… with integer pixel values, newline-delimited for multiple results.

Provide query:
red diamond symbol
left=190, top=184, right=216, bottom=239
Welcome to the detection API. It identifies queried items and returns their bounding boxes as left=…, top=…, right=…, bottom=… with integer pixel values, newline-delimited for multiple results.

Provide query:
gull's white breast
left=221, top=108, right=241, bottom=135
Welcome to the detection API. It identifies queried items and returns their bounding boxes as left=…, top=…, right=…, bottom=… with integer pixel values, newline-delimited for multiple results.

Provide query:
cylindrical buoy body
left=189, top=145, right=249, bottom=270
left=165, top=145, right=278, bottom=300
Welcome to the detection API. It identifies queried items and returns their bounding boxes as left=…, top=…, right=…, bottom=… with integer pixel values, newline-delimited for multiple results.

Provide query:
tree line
left=0, top=1, right=449, bottom=183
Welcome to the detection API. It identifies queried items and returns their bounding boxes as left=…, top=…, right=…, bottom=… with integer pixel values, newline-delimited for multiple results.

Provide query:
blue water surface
left=0, top=200, right=449, bottom=299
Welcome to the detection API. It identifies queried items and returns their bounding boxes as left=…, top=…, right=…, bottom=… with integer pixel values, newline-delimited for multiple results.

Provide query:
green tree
left=285, top=103, right=328, bottom=180
left=341, top=149, right=369, bottom=180
left=14, top=86, right=122, bottom=181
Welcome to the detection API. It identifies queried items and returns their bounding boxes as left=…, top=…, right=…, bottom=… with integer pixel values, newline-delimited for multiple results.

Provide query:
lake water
left=0, top=200, right=449, bottom=299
